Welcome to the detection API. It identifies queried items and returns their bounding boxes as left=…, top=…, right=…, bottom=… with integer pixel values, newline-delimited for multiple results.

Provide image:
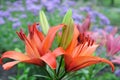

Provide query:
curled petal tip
left=2, top=61, right=19, bottom=70
left=101, top=58, right=115, bottom=72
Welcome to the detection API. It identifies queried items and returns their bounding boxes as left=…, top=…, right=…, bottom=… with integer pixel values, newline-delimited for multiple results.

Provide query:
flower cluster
left=0, top=10, right=114, bottom=79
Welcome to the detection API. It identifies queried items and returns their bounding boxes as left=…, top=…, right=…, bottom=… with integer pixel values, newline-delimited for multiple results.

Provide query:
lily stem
left=41, top=66, right=52, bottom=79
left=57, top=56, right=63, bottom=76
left=53, top=70, right=58, bottom=80
left=59, top=71, right=67, bottom=79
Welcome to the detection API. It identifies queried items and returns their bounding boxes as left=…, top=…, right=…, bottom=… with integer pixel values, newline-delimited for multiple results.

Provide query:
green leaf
left=60, top=9, right=74, bottom=49
left=8, top=76, right=16, bottom=80
left=46, top=65, right=54, bottom=79
left=39, top=11, right=49, bottom=35
left=34, top=75, right=51, bottom=80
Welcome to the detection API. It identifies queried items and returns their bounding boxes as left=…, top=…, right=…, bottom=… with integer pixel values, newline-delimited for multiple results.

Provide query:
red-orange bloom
left=0, top=23, right=65, bottom=70
left=64, top=25, right=114, bottom=72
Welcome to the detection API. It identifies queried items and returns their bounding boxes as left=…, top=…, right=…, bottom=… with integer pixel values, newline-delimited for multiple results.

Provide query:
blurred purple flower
left=41, top=0, right=60, bottom=5
left=8, top=6, right=25, bottom=12
left=26, top=4, right=42, bottom=15
left=0, top=17, right=5, bottom=25
left=12, top=21, right=21, bottom=29
left=92, top=26, right=102, bottom=32
left=0, top=11, right=11, bottom=18
left=0, top=11, right=4, bottom=16
left=88, top=11, right=96, bottom=23
left=58, top=6, right=69, bottom=15
left=115, top=69, right=120, bottom=77
left=8, top=17, right=19, bottom=22
left=89, top=11, right=102, bottom=23
left=80, top=6, right=92, bottom=12
left=62, top=0, right=76, bottom=7
left=31, top=0, right=39, bottom=3
left=26, top=0, right=33, bottom=4
left=44, top=2, right=55, bottom=12
left=72, top=13, right=83, bottom=23
left=105, top=26, right=118, bottom=36
left=41, top=0, right=60, bottom=12
left=104, top=26, right=114, bottom=33
left=98, top=13, right=110, bottom=25
left=7, top=0, right=24, bottom=12
left=19, top=14, right=27, bottom=18
left=13, top=0, right=22, bottom=6
left=0, top=0, right=112, bottom=30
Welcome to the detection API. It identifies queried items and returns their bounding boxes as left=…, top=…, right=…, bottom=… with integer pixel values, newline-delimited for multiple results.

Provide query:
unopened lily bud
left=39, top=11, right=49, bottom=35
left=60, top=9, right=74, bottom=49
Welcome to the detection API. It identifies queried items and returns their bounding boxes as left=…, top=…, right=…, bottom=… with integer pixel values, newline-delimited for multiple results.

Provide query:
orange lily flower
left=64, top=25, right=114, bottom=72
left=0, top=23, right=65, bottom=70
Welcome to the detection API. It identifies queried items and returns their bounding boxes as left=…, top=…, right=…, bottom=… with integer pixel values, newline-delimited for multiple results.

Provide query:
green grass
left=97, top=0, right=120, bottom=7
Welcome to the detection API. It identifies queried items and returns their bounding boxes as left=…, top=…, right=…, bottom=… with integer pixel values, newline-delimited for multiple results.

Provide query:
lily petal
left=66, top=25, right=79, bottom=55
left=17, top=30, right=40, bottom=58
left=41, top=24, right=64, bottom=55
left=1, top=51, right=44, bottom=70
left=111, top=56, right=120, bottom=64
left=79, top=44, right=98, bottom=56
left=41, top=52, right=56, bottom=69
left=28, top=23, right=45, bottom=56
left=52, top=47, right=65, bottom=57
left=81, top=14, right=91, bottom=31
left=28, top=23, right=45, bottom=45
left=1, top=51, right=30, bottom=61
left=41, top=47, right=65, bottom=69
left=67, top=56, right=114, bottom=72
left=3, top=61, right=20, bottom=70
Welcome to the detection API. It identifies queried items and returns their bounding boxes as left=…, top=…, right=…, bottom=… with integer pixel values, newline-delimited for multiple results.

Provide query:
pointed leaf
left=46, top=65, right=54, bottom=79
left=34, top=75, right=51, bottom=80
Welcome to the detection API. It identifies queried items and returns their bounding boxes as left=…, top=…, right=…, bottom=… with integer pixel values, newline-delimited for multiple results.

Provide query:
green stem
left=53, top=70, right=58, bottom=80
left=56, top=56, right=63, bottom=76
left=62, top=72, right=76, bottom=80
left=59, top=71, right=67, bottom=79
left=41, top=66, right=52, bottom=79
left=87, top=65, right=96, bottom=80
